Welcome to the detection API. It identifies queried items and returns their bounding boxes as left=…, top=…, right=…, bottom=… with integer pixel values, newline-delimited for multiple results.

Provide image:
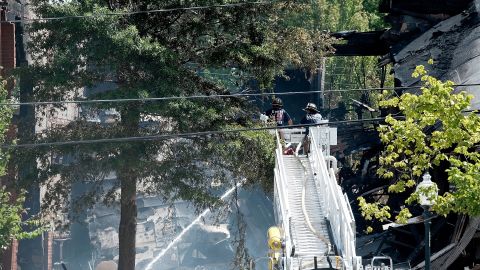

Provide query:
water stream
left=144, top=182, right=243, bottom=270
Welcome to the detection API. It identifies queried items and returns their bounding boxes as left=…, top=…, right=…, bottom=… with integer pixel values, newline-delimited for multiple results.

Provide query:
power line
left=7, top=1, right=273, bottom=23
left=196, top=71, right=253, bottom=77
left=3, top=117, right=394, bottom=148
left=1, top=89, right=361, bottom=106
left=2, top=83, right=480, bottom=106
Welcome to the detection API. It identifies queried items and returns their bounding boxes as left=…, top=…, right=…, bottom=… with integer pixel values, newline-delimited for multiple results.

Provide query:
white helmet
left=303, top=102, right=319, bottom=113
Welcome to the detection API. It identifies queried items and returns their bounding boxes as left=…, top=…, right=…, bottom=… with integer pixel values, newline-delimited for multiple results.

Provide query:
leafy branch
left=359, top=61, right=480, bottom=229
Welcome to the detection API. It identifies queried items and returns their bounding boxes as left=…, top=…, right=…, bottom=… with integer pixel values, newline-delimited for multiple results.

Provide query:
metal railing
left=296, top=255, right=346, bottom=270
left=274, top=130, right=292, bottom=269
left=309, top=126, right=361, bottom=270
left=273, top=127, right=361, bottom=270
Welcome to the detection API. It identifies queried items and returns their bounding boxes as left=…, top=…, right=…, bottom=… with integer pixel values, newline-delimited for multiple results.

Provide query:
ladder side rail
left=342, top=191, right=357, bottom=260
left=273, top=168, right=292, bottom=270
left=310, top=128, right=358, bottom=269
left=330, top=166, right=357, bottom=269
left=310, top=131, right=338, bottom=224
left=309, top=131, right=340, bottom=242
left=343, top=192, right=356, bottom=232
left=342, top=191, right=363, bottom=269
left=309, top=127, right=337, bottom=222
left=273, top=169, right=286, bottom=229
left=274, top=130, right=292, bottom=268
left=275, top=131, right=290, bottom=218
left=273, top=167, right=291, bottom=254
left=330, top=167, right=357, bottom=262
left=314, top=149, right=342, bottom=252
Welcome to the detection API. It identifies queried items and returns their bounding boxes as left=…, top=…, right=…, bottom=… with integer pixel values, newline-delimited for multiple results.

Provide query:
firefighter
left=301, top=102, right=322, bottom=155
left=264, top=97, right=293, bottom=126
left=262, top=98, right=293, bottom=152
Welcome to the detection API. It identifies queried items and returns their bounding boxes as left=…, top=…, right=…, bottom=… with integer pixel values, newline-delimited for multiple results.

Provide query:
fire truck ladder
left=271, top=126, right=362, bottom=270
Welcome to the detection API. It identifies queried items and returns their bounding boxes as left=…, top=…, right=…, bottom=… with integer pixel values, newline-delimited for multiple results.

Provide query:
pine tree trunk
left=118, top=172, right=137, bottom=270
left=118, top=105, right=140, bottom=270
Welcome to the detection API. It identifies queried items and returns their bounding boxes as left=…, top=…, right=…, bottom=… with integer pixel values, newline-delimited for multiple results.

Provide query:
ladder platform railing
left=309, top=127, right=361, bottom=270
left=273, top=127, right=361, bottom=270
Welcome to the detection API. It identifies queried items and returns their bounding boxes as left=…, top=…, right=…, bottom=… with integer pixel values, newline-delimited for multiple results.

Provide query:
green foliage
left=20, top=0, right=329, bottom=247
left=0, top=81, right=11, bottom=175
left=395, top=207, right=413, bottom=224
left=0, top=188, right=44, bottom=250
left=0, top=80, right=42, bottom=249
left=217, top=125, right=276, bottom=192
left=288, top=0, right=390, bottom=118
left=357, top=196, right=391, bottom=222
left=357, top=196, right=390, bottom=233
left=362, top=0, right=386, bottom=30
left=359, top=62, right=480, bottom=227
left=20, top=1, right=382, bottom=264
left=287, top=0, right=384, bottom=32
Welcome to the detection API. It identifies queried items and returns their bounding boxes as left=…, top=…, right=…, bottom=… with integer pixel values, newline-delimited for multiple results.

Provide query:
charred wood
left=332, top=30, right=390, bottom=56
left=425, top=217, right=480, bottom=270
left=379, top=0, right=472, bottom=15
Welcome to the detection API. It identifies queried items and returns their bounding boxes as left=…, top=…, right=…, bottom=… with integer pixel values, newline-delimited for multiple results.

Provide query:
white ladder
left=283, top=155, right=333, bottom=269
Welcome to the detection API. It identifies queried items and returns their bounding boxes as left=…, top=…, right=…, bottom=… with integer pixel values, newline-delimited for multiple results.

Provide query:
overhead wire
left=7, top=1, right=274, bottom=23
left=3, top=117, right=398, bottom=149
left=2, top=83, right=480, bottom=106
left=2, top=88, right=375, bottom=106
left=5, top=1, right=479, bottom=106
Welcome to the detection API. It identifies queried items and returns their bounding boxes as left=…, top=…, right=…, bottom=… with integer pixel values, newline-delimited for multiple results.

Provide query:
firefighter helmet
left=303, top=102, right=319, bottom=113
left=272, top=97, right=283, bottom=108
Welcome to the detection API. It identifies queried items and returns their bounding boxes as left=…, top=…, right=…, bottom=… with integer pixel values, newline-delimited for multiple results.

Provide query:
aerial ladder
left=264, top=122, right=393, bottom=270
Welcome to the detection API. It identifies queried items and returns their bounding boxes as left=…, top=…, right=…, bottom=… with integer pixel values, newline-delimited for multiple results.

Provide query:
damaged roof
left=393, top=6, right=480, bottom=110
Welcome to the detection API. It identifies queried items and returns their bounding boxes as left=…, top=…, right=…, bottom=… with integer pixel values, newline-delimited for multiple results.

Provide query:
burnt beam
left=379, top=0, right=472, bottom=15
left=331, top=30, right=390, bottom=56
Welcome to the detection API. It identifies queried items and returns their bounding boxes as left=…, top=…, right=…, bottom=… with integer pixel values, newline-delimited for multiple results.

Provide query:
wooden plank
left=417, top=217, right=480, bottom=270
left=412, top=243, right=456, bottom=270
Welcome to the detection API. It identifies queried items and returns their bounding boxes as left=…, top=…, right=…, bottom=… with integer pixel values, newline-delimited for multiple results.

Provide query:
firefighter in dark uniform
left=264, top=98, right=293, bottom=148
left=264, top=97, right=293, bottom=126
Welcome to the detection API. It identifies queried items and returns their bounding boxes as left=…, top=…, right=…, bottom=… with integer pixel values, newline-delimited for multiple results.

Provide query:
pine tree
left=20, top=1, right=333, bottom=268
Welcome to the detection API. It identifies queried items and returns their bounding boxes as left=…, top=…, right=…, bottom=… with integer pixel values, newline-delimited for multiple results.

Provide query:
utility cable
left=2, top=83, right=480, bottom=106
left=7, top=1, right=273, bottom=23
left=2, top=117, right=396, bottom=149
left=1, top=89, right=372, bottom=106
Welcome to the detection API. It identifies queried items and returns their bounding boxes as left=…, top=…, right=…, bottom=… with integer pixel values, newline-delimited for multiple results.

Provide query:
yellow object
left=268, top=250, right=280, bottom=270
left=267, top=226, right=282, bottom=251
left=267, top=226, right=283, bottom=270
